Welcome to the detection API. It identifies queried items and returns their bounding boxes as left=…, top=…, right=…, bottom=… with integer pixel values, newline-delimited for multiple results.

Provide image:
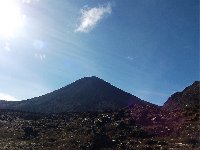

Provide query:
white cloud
left=21, top=0, right=40, bottom=4
left=0, top=93, right=19, bottom=101
left=75, top=3, right=112, bottom=33
left=22, top=0, right=31, bottom=3
left=4, top=42, right=10, bottom=51
left=35, top=53, right=46, bottom=61
left=126, top=56, right=137, bottom=61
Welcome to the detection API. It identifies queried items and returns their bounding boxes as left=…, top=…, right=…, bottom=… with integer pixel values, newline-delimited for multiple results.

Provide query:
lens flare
left=0, top=0, right=24, bottom=38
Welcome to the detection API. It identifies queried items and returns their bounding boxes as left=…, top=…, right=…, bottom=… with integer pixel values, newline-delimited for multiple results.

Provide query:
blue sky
left=0, top=0, right=199, bottom=105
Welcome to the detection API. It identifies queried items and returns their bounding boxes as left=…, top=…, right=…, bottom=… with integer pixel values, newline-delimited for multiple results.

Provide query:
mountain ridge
left=0, top=77, right=198, bottom=114
left=22, top=76, right=134, bottom=101
left=0, top=76, right=154, bottom=113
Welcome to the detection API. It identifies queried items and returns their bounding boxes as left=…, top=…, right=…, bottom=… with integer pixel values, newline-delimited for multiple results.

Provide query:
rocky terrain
left=0, top=104, right=199, bottom=150
left=129, top=81, right=200, bottom=138
left=0, top=79, right=199, bottom=149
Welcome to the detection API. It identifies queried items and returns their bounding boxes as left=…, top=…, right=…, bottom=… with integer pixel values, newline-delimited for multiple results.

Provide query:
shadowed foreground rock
left=0, top=107, right=199, bottom=150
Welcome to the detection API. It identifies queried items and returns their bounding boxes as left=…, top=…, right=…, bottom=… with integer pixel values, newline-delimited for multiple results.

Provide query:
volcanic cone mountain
left=0, top=76, right=148, bottom=113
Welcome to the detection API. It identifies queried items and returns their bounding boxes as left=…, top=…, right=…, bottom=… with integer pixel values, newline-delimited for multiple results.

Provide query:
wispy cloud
left=4, top=42, right=10, bottom=51
left=137, top=90, right=168, bottom=97
left=21, top=0, right=40, bottom=4
left=75, top=3, right=112, bottom=33
left=35, top=53, right=46, bottom=61
left=0, top=93, right=19, bottom=101
left=126, top=56, right=137, bottom=61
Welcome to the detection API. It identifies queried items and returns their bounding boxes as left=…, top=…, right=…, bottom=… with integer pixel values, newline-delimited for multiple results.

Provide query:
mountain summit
left=0, top=76, right=144, bottom=113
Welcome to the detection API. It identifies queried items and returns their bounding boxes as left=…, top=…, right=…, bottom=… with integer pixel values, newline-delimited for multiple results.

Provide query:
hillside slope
left=162, top=81, right=199, bottom=111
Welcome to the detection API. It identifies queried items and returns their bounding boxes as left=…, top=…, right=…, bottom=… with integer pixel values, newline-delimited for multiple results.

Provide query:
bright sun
left=0, top=0, right=24, bottom=38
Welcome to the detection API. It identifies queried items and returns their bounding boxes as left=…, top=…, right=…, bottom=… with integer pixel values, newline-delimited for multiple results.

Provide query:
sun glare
left=0, top=0, right=24, bottom=38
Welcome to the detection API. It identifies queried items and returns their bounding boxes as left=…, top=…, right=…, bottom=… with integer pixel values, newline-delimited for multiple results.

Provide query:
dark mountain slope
left=0, top=76, right=147, bottom=113
left=162, top=81, right=200, bottom=111
left=162, top=81, right=200, bottom=139
left=127, top=81, right=200, bottom=137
